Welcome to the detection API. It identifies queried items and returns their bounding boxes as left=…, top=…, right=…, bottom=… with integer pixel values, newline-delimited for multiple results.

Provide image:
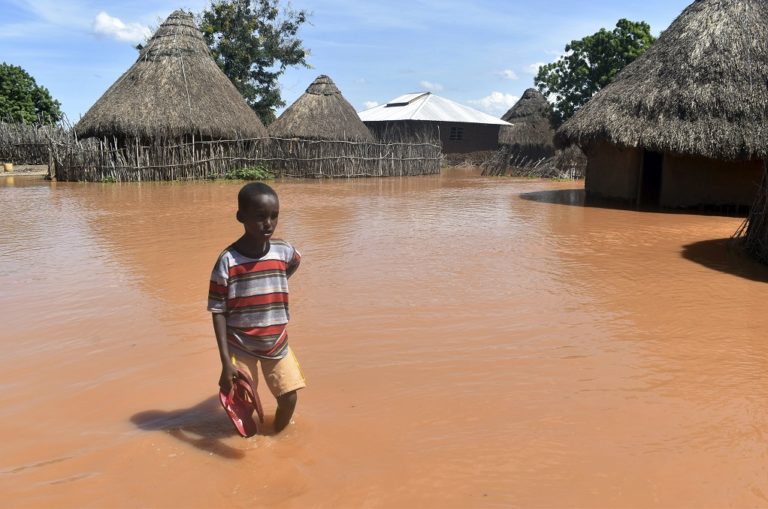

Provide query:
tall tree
left=199, top=0, right=310, bottom=125
left=0, top=63, right=62, bottom=123
left=535, top=19, right=656, bottom=127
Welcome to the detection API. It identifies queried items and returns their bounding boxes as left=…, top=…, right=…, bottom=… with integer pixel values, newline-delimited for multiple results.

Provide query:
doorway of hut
left=639, top=150, right=663, bottom=207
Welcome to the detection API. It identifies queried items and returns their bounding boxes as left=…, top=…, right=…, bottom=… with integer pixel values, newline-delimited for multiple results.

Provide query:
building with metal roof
left=359, top=92, right=510, bottom=153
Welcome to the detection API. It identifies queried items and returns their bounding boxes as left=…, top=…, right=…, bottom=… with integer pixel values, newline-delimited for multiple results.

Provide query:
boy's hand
left=219, top=363, right=237, bottom=394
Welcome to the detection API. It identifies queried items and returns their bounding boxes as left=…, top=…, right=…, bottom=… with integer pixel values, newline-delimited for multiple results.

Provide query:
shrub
left=223, top=165, right=274, bottom=180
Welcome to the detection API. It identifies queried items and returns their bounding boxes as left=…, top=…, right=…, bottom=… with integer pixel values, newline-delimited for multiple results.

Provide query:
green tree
left=0, top=63, right=62, bottom=123
left=535, top=19, right=656, bottom=127
left=199, top=0, right=310, bottom=125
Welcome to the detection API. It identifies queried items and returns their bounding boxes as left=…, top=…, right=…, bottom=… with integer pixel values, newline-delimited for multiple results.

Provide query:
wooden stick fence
left=480, top=145, right=586, bottom=179
left=266, top=137, right=441, bottom=178
left=53, top=135, right=441, bottom=181
left=735, top=161, right=768, bottom=262
left=0, top=122, right=69, bottom=165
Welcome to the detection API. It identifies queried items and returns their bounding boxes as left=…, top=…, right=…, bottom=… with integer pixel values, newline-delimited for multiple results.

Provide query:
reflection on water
left=2, top=172, right=768, bottom=508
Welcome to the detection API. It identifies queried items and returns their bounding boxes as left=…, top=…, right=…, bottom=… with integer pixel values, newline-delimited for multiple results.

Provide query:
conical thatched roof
left=268, top=75, right=373, bottom=141
left=502, top=88, right=550, bottom=123
left=76, top=10, right=266, bottom=140
left=557, top=0, right=768, bottom=161
left=499, top=88, right=555, bottom=151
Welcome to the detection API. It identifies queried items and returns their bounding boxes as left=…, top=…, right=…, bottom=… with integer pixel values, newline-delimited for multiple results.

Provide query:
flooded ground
left=2, top=169, right=768, bottom=508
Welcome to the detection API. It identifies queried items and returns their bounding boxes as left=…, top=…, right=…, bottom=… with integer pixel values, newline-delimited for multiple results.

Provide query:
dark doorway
left=639, top=150, right=663, bottom=206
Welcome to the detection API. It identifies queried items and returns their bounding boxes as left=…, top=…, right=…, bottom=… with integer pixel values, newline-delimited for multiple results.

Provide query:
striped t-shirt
left=208, top=240, right=301, bottom=360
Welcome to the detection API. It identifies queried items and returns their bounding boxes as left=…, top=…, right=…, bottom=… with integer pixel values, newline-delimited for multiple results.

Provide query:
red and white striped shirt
left=208, top=240, right=301, bottom=359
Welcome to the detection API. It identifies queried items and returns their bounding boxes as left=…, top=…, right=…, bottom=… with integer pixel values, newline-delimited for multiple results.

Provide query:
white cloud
left=363, top=101, right=379, bottom=110
left=93, top=11, right=151, bottom=44
left=468, top=92, right=519, bottom=115
left=419, top=80, right=444, bottom=92
left=525, top=62, right=546, bottom=75
left=497, top=69, right=519, bottom=80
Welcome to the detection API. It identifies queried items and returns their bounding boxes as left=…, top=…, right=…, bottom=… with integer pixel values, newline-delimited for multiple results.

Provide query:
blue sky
left=1, top=0, right=691, bottom=123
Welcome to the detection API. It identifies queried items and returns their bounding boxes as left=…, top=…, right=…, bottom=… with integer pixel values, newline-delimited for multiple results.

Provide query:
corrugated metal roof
left=359, top=92, right=511, bottom=126
left=386, top=92, right=429, bottom=106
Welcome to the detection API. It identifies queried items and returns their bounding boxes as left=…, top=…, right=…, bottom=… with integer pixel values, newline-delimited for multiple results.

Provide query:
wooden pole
left=47, top=143, right=56, bottom=181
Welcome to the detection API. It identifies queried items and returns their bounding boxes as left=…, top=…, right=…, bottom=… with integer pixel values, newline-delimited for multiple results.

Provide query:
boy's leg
left=274, top=390, right=298, bottom=433
left=231, top=352, right=259, bottom=390
left=261, top=346, right=306, bottom=433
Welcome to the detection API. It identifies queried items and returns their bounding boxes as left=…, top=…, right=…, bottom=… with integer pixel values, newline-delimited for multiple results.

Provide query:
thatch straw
left=268, top=75, right=373, bottom=141
left=556, top=0, right=768, bottom=161
left=498, top=88, right=555, bottom=157
left=75, top=10, right=266, bottom=141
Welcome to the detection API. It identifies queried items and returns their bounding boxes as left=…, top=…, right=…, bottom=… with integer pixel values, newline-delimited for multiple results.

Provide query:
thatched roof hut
left=556, top=0, right=768, bottom=209
left=76, top=10, right=266, bottom=141
left=498, top=88, right=555, bottom=159
left=268, top=75, right=373, bottom=141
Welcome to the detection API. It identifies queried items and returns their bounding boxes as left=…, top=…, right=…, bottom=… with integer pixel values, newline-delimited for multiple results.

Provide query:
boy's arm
left=212, top=313, right=236, bottom=393
left=286, top=249, right=301, bottom=279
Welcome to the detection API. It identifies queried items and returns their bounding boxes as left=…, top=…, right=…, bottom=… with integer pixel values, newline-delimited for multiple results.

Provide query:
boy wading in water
left=208, top=182, right=305, bottom=434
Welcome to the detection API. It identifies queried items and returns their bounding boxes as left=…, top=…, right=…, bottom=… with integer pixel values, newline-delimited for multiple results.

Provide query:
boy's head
left=237, top=182, right=277, bottom=211
left=236, top=182, right=280, bottom=242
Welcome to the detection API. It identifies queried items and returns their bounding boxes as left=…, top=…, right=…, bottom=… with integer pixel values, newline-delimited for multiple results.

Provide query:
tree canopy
left=199, top=0, right=310, bottom=125
left=534, top=19, right=656, bottom=127
left=0, top=63, right=62, bottom=124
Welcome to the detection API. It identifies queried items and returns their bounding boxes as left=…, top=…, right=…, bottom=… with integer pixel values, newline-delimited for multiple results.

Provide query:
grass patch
left=222, top=165, right=274, bottom=181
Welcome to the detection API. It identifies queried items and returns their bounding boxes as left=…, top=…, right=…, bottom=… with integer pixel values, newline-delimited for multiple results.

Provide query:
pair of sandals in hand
left=219, top=368, right=264, bottom=437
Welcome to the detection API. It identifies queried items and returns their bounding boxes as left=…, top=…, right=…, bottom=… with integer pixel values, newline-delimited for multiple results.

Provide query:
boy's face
left=237, top=193, right=279, bottom=243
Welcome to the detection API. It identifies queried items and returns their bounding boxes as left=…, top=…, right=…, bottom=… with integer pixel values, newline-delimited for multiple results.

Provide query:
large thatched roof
left=557, top=0, right=768, bottom=161
left=268, top=75, right=373, bottom=141
left=76, top=10, right=266, bottom=140
left=499, top=88, right=555, bottom=151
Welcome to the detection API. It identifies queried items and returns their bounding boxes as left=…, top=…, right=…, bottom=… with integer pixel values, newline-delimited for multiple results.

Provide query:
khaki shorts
left=232, top=346, right=306, bottom=398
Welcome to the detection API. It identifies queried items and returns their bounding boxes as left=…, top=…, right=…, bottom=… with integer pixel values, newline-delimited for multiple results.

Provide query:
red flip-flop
left=219, top=369, right=264, bottom=437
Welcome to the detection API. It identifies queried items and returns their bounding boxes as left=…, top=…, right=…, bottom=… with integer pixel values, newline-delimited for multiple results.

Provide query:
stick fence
left=0, top=122, right=69, bottom=165
left=50, top=135, right=440, bottom=181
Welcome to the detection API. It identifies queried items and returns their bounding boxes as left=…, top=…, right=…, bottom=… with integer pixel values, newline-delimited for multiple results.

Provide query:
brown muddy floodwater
left=2, top=169, right=768, bottom=508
